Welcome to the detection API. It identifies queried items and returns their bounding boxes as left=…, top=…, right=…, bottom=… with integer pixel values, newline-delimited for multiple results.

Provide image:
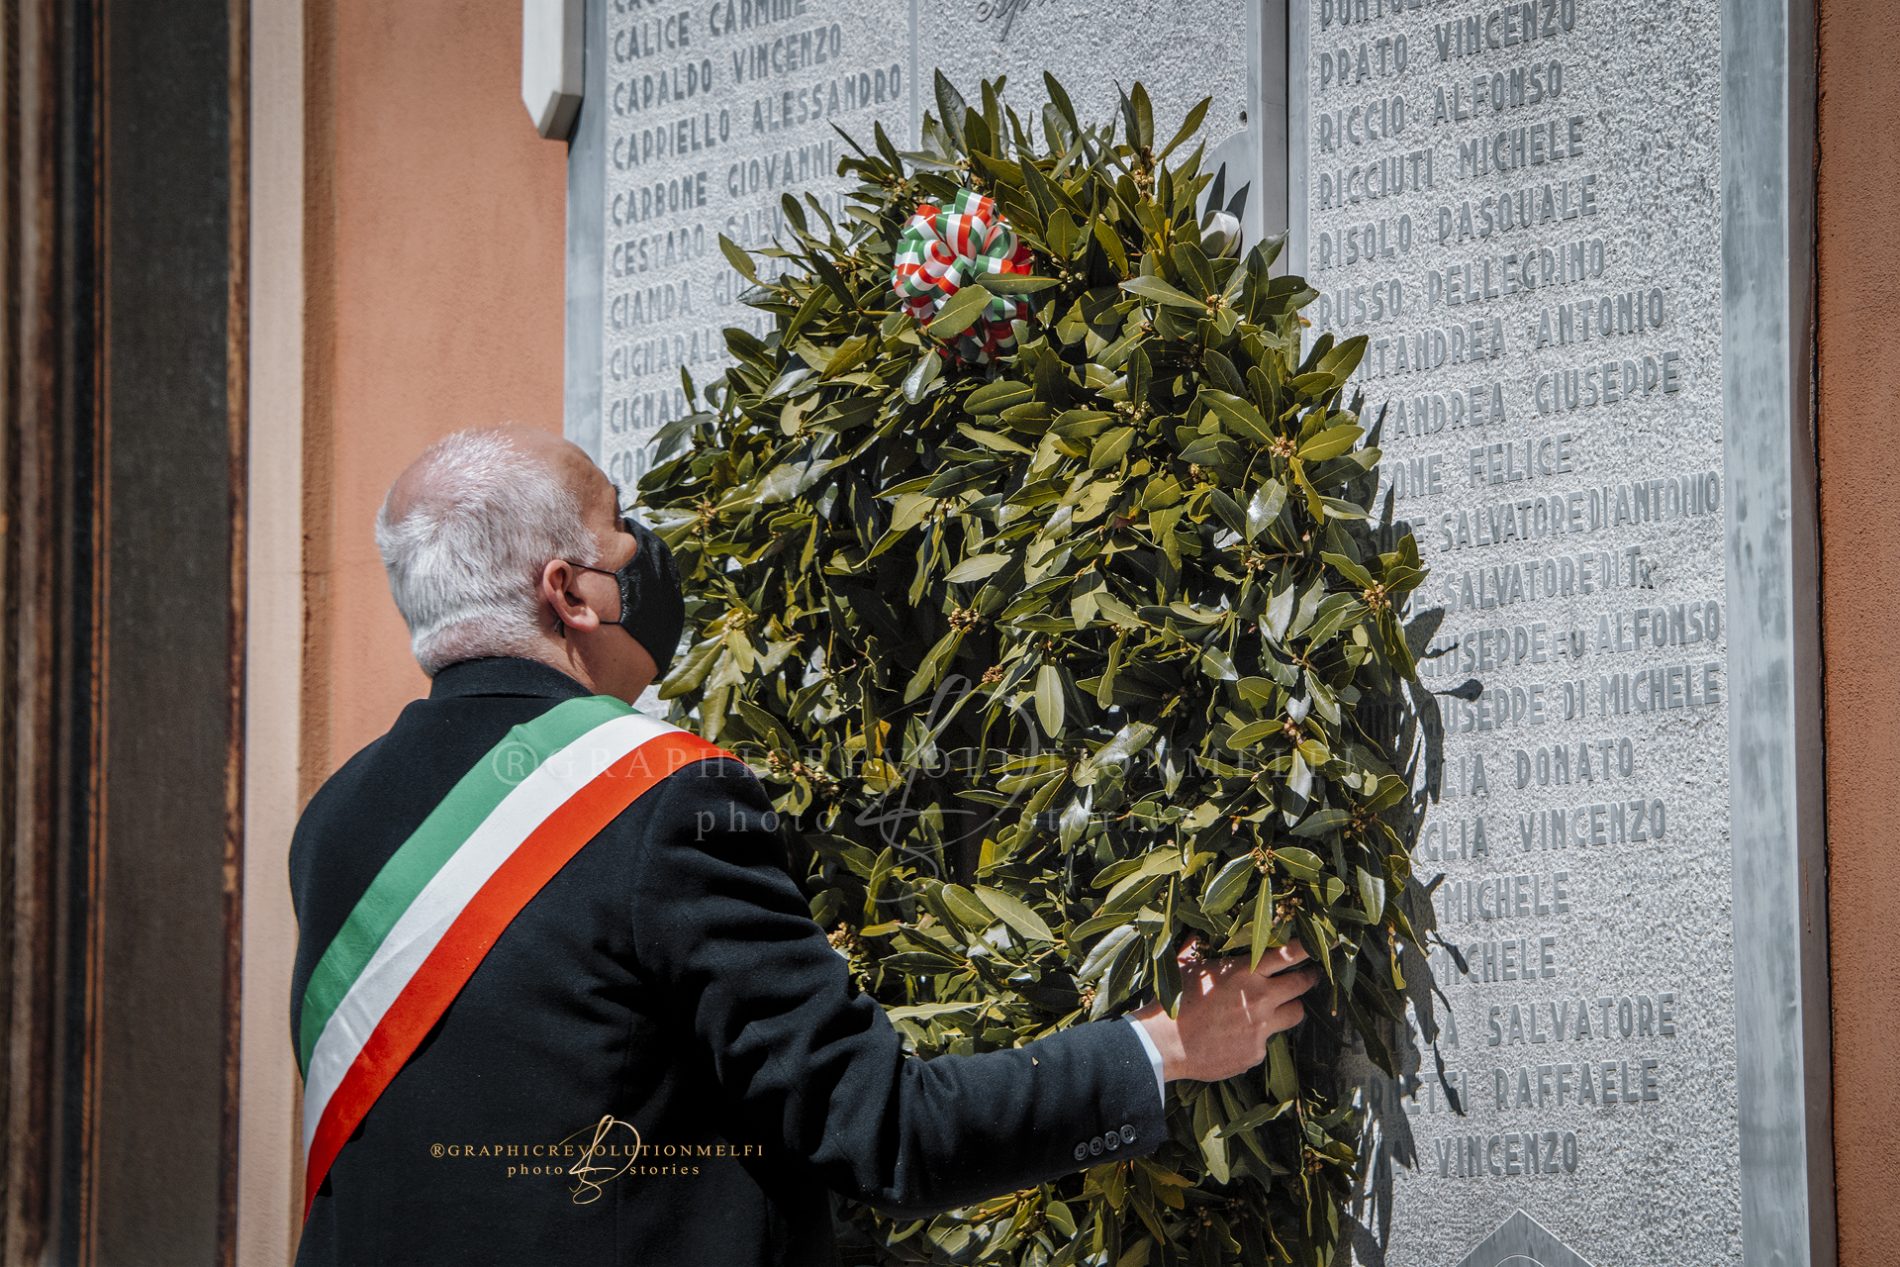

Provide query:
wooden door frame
left=2, top=0, right=250, bottom=1261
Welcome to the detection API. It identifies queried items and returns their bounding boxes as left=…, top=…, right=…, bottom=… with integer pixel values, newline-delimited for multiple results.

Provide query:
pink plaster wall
left=1817, top=0, right=1900, bottom=1260
left=304, top=0, right=569, bottom=790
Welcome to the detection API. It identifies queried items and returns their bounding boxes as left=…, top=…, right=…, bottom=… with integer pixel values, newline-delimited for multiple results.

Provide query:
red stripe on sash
left=302, top=731, right=727, bottom=1219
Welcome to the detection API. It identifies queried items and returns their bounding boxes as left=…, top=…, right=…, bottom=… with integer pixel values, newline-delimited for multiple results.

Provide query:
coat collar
left=427, top=655, right=596, bottom=702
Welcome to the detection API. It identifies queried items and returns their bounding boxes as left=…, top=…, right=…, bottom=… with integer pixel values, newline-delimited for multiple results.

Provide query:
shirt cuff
left=1123, top=1015, right=1167, bottom=1108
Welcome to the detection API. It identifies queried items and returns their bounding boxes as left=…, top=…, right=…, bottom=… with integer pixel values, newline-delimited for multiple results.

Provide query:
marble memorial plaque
left=578, top=0, right=911, bottom=491
left=1288, top=0, right=1830, bottom=1261
left=568, top=0, right=1268, bottom=489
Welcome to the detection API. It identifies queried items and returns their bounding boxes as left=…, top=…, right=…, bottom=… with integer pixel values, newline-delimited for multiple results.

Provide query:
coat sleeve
left=625, top=754, right=1170, bottom=1216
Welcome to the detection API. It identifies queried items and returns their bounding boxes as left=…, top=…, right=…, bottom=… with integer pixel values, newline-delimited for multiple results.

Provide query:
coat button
left=1074, top=1142, right=1089, bottom=1161
left=1088, top=1137, right=1103, bottom=1156
left=1104, top=1132, right=1120, bottom=1151
left=1120, top=1124, right=1137, bottom=1143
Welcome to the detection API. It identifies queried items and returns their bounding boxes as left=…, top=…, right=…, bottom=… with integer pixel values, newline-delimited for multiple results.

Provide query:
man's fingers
left=1251, top=938, right=1310, bottom=976
left=1276, top=972, right=1322, bottom=1002
left=1246, top=964, right=1321, bottom=1006
left=1272, top=995, right=1308, bottom=1030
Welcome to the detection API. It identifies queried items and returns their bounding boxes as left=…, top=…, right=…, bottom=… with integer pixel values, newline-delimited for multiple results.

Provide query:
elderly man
left=288, top=425, right=1318, bottom=1266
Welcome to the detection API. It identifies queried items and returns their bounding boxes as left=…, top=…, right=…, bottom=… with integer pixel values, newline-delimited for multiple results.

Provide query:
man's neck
left=426, top=655, right=595, bottom=702
left=512, top=640, right=601, bottom=694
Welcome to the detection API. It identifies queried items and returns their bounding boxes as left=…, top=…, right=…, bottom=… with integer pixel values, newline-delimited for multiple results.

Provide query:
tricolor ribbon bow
left=892, top=188, right=1034, bottom=364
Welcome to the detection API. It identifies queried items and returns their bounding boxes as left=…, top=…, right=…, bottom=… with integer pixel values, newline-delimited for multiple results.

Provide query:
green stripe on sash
left=296, top=695, right=632, bottom=1075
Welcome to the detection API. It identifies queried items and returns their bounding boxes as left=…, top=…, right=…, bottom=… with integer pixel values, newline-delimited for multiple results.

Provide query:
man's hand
left=1129, top=936, right=1320, bottom=1084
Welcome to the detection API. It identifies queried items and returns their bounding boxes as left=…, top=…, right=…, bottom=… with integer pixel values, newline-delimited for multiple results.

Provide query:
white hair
left=374, top=428, right=602, bottom=674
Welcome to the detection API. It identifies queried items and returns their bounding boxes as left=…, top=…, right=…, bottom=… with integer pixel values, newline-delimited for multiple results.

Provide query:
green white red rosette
left=891, top=188, right=1034, bottom=364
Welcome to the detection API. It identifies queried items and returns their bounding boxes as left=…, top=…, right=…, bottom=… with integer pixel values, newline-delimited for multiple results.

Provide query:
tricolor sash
left=294, top=695, right=731, bottom=1219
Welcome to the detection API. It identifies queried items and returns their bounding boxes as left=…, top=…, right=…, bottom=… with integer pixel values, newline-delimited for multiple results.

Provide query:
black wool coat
left=288, top=655, right=1167, bottom=1266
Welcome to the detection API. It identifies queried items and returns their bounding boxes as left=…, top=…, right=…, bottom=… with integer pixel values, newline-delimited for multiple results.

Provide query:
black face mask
left=564, top=515, right=685, bottom=680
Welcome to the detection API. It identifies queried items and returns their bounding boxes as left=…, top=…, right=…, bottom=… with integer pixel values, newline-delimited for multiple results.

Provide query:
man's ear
left=541, top=558, right=603, bottom=634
